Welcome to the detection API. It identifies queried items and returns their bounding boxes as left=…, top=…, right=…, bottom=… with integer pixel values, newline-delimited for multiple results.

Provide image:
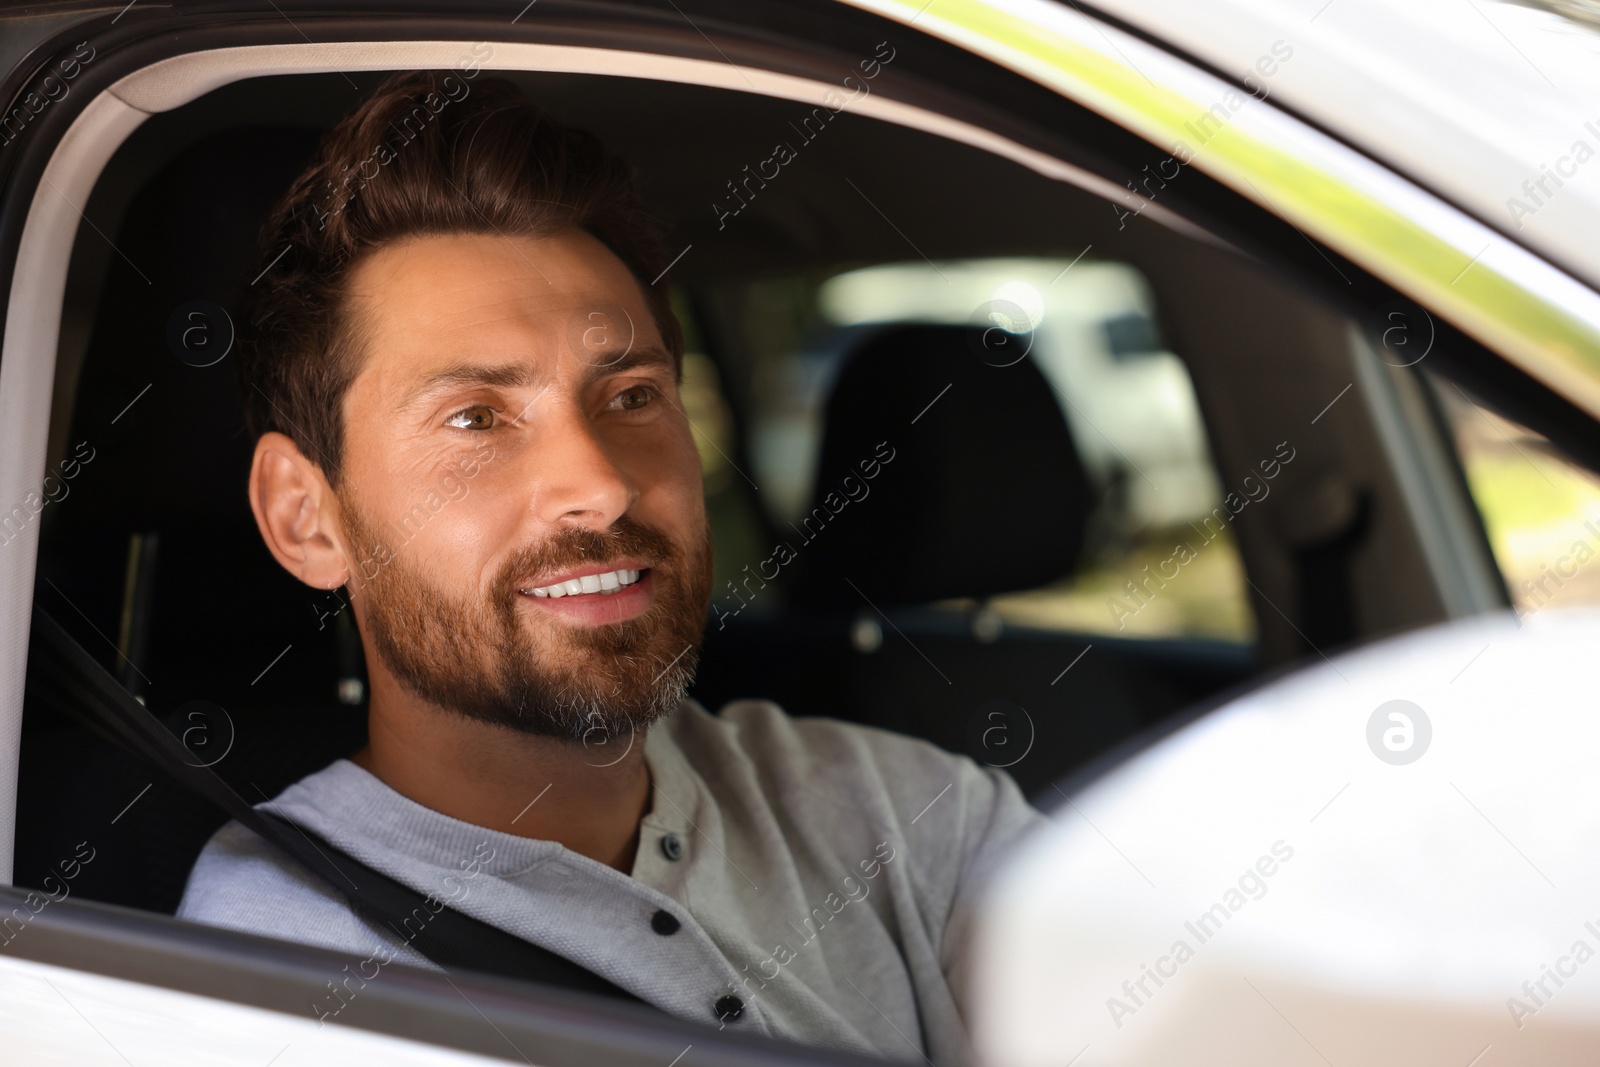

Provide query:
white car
left=0, top=0, right=1597, bottom=1063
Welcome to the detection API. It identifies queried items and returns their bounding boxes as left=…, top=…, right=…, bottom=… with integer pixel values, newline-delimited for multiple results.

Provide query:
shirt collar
left=272, top=697, right=713, bottom=877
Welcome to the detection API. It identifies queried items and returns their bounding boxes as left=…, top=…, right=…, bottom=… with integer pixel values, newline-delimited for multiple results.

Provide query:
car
left=0, top=0, right=1597, bottom=1063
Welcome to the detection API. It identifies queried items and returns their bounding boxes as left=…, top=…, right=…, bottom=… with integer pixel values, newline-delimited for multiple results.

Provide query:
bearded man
left=178, top=70, right=1041, bottom=1063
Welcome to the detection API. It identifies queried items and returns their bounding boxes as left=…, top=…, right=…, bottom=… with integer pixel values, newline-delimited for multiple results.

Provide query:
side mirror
left=970, top=609, right=1600, bottom=1067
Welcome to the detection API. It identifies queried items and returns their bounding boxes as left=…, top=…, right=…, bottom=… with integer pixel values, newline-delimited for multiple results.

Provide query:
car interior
left=9, top=56, right=1547, bottom=940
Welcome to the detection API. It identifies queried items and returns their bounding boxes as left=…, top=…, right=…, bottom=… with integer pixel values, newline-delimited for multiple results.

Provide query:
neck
left=352, top=670, right=653, bottom=873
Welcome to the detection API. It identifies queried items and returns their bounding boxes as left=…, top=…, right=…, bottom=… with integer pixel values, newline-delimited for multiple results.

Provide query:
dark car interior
left=15, top=64, right=1508, bottom=920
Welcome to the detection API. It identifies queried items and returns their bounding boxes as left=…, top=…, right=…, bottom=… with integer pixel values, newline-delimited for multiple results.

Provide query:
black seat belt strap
left=29, top=604, right=649, bottom=1008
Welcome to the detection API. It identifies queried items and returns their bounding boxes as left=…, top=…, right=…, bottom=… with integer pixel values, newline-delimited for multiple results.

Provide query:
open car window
left=12, top=56, right=1492, bottom=1019
left=708, top=255, right=1257, bottom=645
left=22, top=49, right=1481, bottom=870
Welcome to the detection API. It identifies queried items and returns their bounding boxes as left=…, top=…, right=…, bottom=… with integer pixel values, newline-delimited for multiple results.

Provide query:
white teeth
left=521, top=569, right=643, bottom=599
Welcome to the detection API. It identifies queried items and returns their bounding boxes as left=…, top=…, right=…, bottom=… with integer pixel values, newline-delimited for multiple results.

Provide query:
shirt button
left=714, top=994, right=744, bottom=1022
left=660, top=832, right=683, bottom=861
left=650, top=909, right=680, bottom=936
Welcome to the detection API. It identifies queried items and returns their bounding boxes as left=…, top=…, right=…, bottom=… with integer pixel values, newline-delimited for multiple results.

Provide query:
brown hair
left=235, top=69, right=683, bottom=487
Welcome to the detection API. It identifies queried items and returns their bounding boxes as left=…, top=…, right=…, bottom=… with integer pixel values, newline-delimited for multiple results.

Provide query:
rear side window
left=704, top=256, right=1257, bottom=645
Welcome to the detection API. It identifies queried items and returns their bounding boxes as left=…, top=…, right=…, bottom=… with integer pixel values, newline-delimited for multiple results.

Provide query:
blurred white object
left=970, top=607, right=1600, bottom=1066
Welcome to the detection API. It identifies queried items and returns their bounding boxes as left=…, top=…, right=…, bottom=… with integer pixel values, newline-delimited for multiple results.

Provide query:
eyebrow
left=404, top=346, right=676, bottom=405
left=589, top=345, right=676, bottom=379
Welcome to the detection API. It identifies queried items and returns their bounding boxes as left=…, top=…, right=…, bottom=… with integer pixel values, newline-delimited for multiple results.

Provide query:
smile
left=519, top=568, right=645, bottom=598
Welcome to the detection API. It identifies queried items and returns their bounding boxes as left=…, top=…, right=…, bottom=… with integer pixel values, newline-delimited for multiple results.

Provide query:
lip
left=516, top=568, right=655, bottom=625
left=519, top=560, right=654, bottom=592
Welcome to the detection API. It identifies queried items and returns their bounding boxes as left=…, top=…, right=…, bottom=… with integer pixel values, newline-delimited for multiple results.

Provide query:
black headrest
left=62, top=125, right=320, bottom=529
left=789, top=323, right=1096, bottom=610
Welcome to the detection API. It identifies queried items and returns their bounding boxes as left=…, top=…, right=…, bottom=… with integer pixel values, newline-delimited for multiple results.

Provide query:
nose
left=531, top=402, right=638, bottom=529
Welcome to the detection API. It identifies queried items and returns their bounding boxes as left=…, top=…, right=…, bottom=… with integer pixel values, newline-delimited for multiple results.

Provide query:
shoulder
left=687, top=697, right=973, bottom=790
left=177, top=819, right=429, bottom=967
left=674, top=698, right=1046, bottom=961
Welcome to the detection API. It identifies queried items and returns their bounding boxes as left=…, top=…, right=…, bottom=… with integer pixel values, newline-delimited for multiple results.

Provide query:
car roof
left=1092, top=0, right=1600, bottom=288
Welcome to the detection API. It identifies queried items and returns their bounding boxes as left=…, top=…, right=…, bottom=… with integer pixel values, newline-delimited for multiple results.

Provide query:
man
left=179, top=70, right=1042, bottom=1062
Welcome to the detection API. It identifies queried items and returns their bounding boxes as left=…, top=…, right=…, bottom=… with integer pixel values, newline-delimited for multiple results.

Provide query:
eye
left=445, top=404, right=496, bottom=430
left=613, top=385, right=654, bottom=411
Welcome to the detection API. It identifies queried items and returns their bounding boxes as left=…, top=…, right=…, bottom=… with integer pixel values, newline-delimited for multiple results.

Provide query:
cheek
left=602, top=395, right=701, bottom=481
left=664, top=418, right=705, bottom=482
left=658, top=419, right=709, bottom=497
left=627, top=421, right=708, bottom=527
left=352, top=454, right=502, bottom=568
left=406, top=479, right=506, bottom=564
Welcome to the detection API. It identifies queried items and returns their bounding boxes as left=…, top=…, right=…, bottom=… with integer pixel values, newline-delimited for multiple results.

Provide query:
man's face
left=334, top=230, right=712, bottom=744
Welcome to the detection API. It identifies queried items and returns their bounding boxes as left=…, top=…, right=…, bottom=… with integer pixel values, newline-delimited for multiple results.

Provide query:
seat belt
left=27, top=604, right=652, bottom=1009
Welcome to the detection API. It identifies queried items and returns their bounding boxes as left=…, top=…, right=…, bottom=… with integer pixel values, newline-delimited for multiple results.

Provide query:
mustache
left=492, top=514, right=678, bottom=603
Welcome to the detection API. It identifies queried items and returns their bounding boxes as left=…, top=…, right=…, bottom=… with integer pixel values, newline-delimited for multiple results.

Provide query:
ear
left=249, top=431, right=350, bottom=590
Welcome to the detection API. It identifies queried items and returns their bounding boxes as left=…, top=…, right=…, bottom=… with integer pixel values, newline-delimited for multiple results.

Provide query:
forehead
left=343, top=230, right=661, bottom=382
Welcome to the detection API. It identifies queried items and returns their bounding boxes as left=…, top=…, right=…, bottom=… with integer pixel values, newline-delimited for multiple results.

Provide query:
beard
left=343, top=502, right=713, bottom=747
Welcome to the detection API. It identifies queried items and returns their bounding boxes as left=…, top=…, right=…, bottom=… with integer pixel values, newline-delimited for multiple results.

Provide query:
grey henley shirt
left=176, top=698, right=1044, bottom=1063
